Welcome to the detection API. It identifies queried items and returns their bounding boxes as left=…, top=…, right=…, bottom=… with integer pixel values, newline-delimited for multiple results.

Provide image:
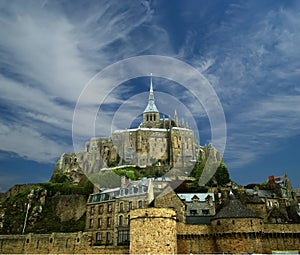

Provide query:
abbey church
left=83, top=76, right=199, bottom=170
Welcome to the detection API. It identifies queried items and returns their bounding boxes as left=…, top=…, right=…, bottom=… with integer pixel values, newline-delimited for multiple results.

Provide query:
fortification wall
left=176, top=223, right=214, bottom=253
left=0, top=232, right=129, bottom=254
left=262, top=224, right=300, bottom=253
left=1, top=222, right=300, bottom=254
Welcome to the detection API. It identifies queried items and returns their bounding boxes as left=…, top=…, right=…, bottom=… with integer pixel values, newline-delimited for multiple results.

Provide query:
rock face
left=0, top=184, right=88, bottom=234
left=48, top=194, right=87, bottom=222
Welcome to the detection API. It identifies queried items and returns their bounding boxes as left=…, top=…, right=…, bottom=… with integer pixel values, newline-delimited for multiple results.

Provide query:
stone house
left=177, top=193, right=217, bottom=224
left=85, top=178, right=154, bottom=246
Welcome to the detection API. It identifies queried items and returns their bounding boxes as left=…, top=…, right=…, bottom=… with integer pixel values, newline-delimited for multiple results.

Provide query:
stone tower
left=142, top=74, right=160, bottom=128
left=130, top=208, right=177, bottom=254
left=211, top=193, right=263, bottom=253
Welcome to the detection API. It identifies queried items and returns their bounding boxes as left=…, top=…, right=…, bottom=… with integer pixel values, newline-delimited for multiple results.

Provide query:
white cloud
left=0, top=1, right=172, bottom=163
left=225, top=95, right=300, bottom=168
left=176, top=3, right=300, bottom=171
left=0, top=122, right=69, bottom=163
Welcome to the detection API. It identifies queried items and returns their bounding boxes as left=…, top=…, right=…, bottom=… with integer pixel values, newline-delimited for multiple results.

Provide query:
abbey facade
left=84, top=77, right=199, bottom=170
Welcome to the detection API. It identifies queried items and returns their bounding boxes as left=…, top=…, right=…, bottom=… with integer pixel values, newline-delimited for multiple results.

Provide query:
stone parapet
left=176, top=222, right=210, bottom=235
left=263, top=223, right=300, bottom=233
left=211, top=217, right=263, bottom=234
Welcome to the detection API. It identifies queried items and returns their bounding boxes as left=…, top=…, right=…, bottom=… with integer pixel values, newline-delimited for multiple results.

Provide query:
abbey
left=84, top=76, right=199, bottom=169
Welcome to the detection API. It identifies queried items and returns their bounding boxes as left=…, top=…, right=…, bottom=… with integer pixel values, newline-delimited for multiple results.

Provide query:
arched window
left=119, top=215, right=123, bottom=226
left=119, top=202, right=124, bottom=212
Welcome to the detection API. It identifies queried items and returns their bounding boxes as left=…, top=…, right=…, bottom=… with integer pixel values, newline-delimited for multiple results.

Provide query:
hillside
left=0, top=144, right=230, bottom=234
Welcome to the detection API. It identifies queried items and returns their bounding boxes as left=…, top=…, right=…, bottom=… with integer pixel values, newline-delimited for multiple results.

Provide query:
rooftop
left=213, top=194, right=260, bottom=219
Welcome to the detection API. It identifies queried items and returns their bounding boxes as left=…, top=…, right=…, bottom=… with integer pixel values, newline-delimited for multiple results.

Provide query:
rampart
left=1, top=213, right=300, bottom=254
left=0, top=232, right=128, bottom=254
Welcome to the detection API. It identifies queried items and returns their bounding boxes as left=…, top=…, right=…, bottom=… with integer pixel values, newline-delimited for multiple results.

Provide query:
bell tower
left=142, top=74, right=160, bottom=128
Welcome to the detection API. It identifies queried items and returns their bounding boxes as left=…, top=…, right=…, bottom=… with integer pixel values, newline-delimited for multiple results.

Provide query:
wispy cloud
left=0, top=0, right=170, bottom=163
left=177, top=2, right=300, bottom=170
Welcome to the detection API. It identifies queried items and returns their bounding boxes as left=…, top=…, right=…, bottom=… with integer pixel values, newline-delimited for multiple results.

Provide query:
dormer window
left=190, top=209, right=197, bottom=215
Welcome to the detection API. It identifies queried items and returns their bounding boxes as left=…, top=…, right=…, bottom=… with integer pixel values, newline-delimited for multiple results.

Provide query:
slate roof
left=244, top=194, right=265, bottom=204
left=177, top=193, right=219, bottom=202
left=245, top=189, right=280, bottom=199
left=213, top=195, right=260, bottom=219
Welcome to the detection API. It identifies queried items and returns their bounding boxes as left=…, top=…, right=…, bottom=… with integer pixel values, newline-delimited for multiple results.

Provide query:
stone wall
left=1, top=218, right=300, bottom=254
left=211, top=217, right=263, bottom=233
left=0, top=232, right=129, bottom=254
left=154, top=187, right=186, bottom=223
left=262, top=223, right=300, bottom=253
left=130, top=208, right=177, bottom=254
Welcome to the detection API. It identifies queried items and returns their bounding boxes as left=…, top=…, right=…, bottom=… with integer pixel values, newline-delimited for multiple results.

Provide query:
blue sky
left=1, top=0, right=300, bottom=192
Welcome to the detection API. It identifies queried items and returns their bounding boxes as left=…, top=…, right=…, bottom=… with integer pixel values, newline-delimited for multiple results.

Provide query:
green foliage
left=185, top=181, right=209, bottom=192
left=190, top=151, right=231, bottom=187
left=82, top=179, right=94, bottom=194
left=51, top=173, right=72, bottom=184
left=89, top=171, right=121, bottom=189
left=88, top=165, right=171, bottom=190
left=28, top=202, right=86, bottom=234
left=258, top=181, right=273, bottom=190
left=40, top=182, right=91, bottom=196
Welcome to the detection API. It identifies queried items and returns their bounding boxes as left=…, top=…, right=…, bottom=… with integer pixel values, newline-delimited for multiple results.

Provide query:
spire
left=144, top=73, right=158, bottom=113
left=174, top=110, right=178, bottom=126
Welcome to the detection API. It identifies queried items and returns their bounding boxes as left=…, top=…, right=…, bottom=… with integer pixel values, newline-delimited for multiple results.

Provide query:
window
left=217, top=220, right=221, bottom=226
left=202, top=209, right=209, bottom=215
left=106, top=232, right=111, bottom=244
left=107, top=217, right=111, bottom=227
left=90, top=206, right=95, bottom=215
left=89, top=219, right=93, bottom=228
left=118, top=230, right=130, bottom=245
left=138, top=200, right=143, bottom=208
left=232, top=220, right=235, bottom=224
left=96, top=232, right=102, bottom=242
left=99, top=205, right=103, bottom=214
left=119, top=202, right=124, bottom=212
left=108, top=204, right=112, bottom=213
left=129, top=201, right=133, bottom=210
left=98, top=218, right=102, bottom=228
left=190, top=209, right=197, bottom=215
left=127, top=214, right=130, bottom=225
left=119, top=215, right=123, bottom=226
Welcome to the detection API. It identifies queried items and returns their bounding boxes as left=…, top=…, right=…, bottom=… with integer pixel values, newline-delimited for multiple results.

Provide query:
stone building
left=86, top=76, right=199, bottom=169
left=177, top=193, right=217, bottom=224
left=85, top=177, right=155, bottom=246
left=1, top=182, right=300, bottom=254
left=210, top=192, right=264, bottom=253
